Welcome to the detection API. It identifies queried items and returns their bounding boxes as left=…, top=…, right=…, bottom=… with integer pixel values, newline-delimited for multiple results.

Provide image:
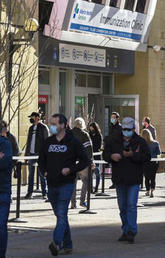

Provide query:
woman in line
left=141, top=129, right=161, bottom=198
left=89, top=122, right=103, bottom=193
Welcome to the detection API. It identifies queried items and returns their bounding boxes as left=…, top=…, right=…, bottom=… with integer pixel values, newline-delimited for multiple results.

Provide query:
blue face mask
left=142, top=122, right=145, bottom=127
left=111, top=118, right=116, bottom=125
left=50, top=125, right=59, bottom=135
left=122, top=130, right=133, bottom=138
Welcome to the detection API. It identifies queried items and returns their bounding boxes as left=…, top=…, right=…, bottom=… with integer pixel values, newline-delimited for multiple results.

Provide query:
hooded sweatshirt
left=38, top=130, right=89, bottom=187
left=0, top=136, right=13, bottom=193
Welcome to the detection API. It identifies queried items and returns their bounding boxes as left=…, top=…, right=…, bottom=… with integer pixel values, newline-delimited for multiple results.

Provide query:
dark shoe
left=49, top=242, right=59, bottom=256
left=93, top=187, right=98, bottom=193
left=80, top=202, right=87, bottom=208
left=127, top=231, right=135, bottom=244
left=42, top=194, right=47, bottom=199
left=70, top=205, right=77, bottom=209
left=150, top=192, right=154, bottom=198
left=24, top=193, right=32, bottom=199
left=45, top=198, right=50, bottom=202
left=145, top=191, right=150, bottom=196
left=58, top=248, right=73, bottom=255
left=109, top=184, right=116, bottom=189
left=118, top=233, right=128, bottom=242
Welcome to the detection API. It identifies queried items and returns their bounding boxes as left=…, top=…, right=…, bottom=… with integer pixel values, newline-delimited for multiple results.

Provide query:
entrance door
left=103, top=95, right=139, bottom=136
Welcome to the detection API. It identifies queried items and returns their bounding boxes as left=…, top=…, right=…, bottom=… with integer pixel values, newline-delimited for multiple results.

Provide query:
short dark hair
left=111, top=111, right=120, bottom=119
left=144, top=117, right=150, bottom=124
left=1, top=120, right=7, bottom=128
left=52, top=113, right=67, bottom=127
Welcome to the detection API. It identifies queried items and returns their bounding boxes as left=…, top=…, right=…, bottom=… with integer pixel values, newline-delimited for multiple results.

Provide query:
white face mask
left=142, top=122, right=145, bottom=127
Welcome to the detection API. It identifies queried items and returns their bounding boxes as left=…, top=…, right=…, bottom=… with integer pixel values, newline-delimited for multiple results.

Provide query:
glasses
left=122, top=128, right=132, bottom=131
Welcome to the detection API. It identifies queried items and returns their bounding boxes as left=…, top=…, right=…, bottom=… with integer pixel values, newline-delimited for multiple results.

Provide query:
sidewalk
left=7, top=173, right=165, bottom=258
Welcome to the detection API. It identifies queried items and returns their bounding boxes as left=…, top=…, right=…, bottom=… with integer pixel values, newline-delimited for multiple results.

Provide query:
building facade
left=39, top=0, right=165, bottom=147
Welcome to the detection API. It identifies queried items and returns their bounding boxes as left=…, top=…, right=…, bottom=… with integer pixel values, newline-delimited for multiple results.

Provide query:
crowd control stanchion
left=9, top=161, right=27, bottom=223
left=95, top=161, right=110, bottom=197
left=79, top=166, right=97, bottom=214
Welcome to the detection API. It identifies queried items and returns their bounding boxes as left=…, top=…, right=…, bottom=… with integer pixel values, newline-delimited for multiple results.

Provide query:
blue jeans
left=0, top=193, right=11, bottom=258
left=28, top=156, right=47, bottom=195
left=48, top=183, right=74, bottom=249
left=92, top=165, right=100, bottom=190
left=116, top=184, right=140, bottom=235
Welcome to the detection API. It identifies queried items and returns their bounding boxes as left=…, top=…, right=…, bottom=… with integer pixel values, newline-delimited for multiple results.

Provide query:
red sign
left=38, top=95, right=48, bottom=104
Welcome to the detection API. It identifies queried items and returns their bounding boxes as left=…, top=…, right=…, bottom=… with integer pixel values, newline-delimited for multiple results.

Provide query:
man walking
left=142, top=116, right=157, bottom=140
left=0, top=121, right=13, bottom=258
left=38, top=114, right=89, bottom=256
left=25, top=112, right=49, bottom=199
left=103, top=117, right=151, bottom=243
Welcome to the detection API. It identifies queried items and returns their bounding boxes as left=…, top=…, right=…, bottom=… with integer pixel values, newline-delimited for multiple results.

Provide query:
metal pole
left=101, top=163, right=105, bottom=193
left=16, top=161, right=22, bottom=219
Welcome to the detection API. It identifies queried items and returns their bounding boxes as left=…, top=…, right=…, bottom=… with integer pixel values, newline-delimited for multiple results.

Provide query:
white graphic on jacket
left=48, top=145, right=67, bottom=153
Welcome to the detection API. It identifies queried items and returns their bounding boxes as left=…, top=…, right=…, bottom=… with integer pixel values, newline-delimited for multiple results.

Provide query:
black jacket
left=25, top=122, right=49, bottom=155
left=38, top=130, right=89, bottom=187
left=109, top=122, right=122, bottom=141
left=89, top=132, right=102, bottom=160
left=7, top=132, right=20, bottom=156
left=103, top=132, right=151, bottom=185
left=72, top=127, right=93, bottom=161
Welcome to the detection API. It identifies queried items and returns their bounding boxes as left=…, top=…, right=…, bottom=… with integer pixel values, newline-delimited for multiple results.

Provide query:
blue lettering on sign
left=70, top=23, right=142, bottom=41
left=48, top=145, right=68, bottom=153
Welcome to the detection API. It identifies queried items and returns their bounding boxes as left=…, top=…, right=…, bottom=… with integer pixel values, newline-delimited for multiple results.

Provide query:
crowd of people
left=0, top=111, right=161, bottom=257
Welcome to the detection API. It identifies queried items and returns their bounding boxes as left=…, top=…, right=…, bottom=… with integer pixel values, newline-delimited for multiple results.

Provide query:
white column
left=49, top=67, right=59, bottom=117
left=66, top=69, right=75, bottom=122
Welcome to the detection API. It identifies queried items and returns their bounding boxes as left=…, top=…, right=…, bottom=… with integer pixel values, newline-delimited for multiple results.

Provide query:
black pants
left=144, top=162, right=159, bottom=191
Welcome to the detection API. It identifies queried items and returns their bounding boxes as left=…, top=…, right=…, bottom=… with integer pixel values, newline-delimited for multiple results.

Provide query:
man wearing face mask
left=38, top=114, right=89, bottom=256
left=25, top=112, right=49, bottom=199
left=142, top=116, right=157, bottom=140
left=107, top=112, right=122, bottom=189
left=103, top=117, right=151, bottom=244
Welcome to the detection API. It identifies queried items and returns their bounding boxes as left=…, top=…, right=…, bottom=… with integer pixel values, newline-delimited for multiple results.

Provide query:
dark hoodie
left=38, top=130, right=89, bottom=187
left=0, top=136, right=13, bottom=193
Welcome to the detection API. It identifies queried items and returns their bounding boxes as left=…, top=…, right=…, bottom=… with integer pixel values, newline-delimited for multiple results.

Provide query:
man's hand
left=44, top=172, right=48, bottom=177
left=111, top=153, right=122, bottom=162
left=123, top=150, right=133, bottom=158
left=0, top=152, right=4, bottom=159
left=61, top=168, right=71, bottom=176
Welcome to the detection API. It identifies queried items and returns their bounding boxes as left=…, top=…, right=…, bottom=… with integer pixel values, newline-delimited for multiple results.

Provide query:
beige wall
left=115, top=0, right=165, bottom=151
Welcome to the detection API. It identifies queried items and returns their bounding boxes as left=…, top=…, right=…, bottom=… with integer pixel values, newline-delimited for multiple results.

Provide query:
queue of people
left=0, top=111, right=162, bottom=257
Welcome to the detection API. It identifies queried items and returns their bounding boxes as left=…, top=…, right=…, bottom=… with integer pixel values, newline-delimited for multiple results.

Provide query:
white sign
left=69, top=0, right=147, bottom=42
left=59, top=43, right=106, bottom=67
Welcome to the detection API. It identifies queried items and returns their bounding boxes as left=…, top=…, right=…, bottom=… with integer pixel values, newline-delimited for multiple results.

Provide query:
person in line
left=0, top=121, right=13, bottom=258
left=103, top=117, right=151, bottom=244
left=141, top=129, right=161, bottom=198
left=89, top=122, right=103, bottom=193
left=1, top=121, right=20, bottom=157
left=71, top=117, right=93, bottom=208
left=25, top=112, right=49, bottom=199
left=38, top=114, right=89, bottom=256
left=142, top=116, right=157, bottom=140
left=108, top=111, right=122, bottom=189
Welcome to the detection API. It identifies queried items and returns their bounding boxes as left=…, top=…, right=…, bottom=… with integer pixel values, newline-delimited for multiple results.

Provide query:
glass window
left=75, top=73, right=86, bottom=87
left=109, top=0, right=118, bottom=7
left=136, top=0, right=147, bottom=13
left=124, top=0, right=135, bottom=11
left=39, top=70, right=49, bottom=85
left=88, top=74, right=100, bottom=88
left=59, top=72, right=66, bottom=114
left=103, top=74, right=113, bottom=95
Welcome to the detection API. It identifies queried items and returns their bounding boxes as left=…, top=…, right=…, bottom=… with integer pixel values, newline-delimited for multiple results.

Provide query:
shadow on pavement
left=8, top=222, right=165, bottom=258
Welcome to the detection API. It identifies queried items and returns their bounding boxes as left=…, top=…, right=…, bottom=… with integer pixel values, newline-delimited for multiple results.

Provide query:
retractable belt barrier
left=11, top=155, right=165, bottom=221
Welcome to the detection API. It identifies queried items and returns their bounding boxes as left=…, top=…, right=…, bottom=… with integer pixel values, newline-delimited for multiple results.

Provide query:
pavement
left=7, top=173, right=165, bottom=258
